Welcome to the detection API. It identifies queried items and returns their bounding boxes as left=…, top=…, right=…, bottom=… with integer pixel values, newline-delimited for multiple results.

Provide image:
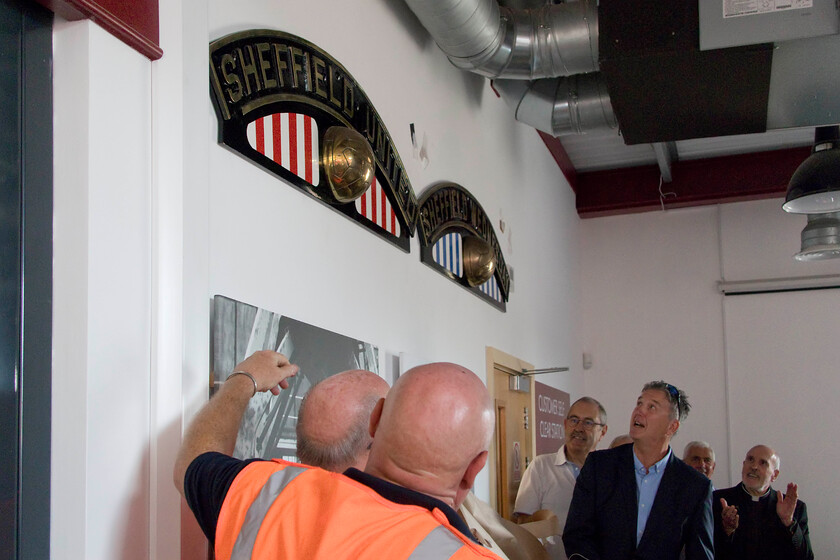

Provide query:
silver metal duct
left=403, top=0, right=599, bottom=79
left=795, top=212, right=840, bottom=261
left=493, top=73, right=617, bottom=136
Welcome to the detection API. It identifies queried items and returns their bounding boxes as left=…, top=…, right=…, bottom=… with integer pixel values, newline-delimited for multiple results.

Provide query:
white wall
left=580, top=198, right=840, bottom=557
left=203, top=1, right=581, bottom=389
left=579, top=205, right=728, bottom=469
left=203, top=0, right=583, bottom=500
left=51, top=1, right=584, bottom=558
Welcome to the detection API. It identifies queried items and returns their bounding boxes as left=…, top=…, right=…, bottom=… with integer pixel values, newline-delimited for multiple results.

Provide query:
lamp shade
left=794, top=212, right=840, bottom=262
left=783, top=126, right=840, bottom=214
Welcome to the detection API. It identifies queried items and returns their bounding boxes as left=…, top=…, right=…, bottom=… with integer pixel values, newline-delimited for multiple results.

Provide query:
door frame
left=485, top=346, right=535, bottom=513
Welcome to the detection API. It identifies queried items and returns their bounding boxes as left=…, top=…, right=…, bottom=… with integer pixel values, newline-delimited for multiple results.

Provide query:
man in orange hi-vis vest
left=174, top=350, right=504, bottom=560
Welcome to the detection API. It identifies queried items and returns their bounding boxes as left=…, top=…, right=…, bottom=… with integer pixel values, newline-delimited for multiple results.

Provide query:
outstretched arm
left=173, top=350, right=298, bottom=496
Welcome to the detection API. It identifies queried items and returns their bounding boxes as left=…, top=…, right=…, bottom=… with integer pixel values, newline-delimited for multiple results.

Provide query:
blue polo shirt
left=634, top=447, right=672, bottom=544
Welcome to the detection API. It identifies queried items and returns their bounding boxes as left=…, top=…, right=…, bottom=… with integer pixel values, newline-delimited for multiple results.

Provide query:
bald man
left=295, top=369, right=389, bottom=472
left=609, top=434, right=633, bottom=449
left=713, top=444, right=813, bottom=560
left=174, top=351, right=503, bottom=559
left=299, top=367, right=522, bottom=560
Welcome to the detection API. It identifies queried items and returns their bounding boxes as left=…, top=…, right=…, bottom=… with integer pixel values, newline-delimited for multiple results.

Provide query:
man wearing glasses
left=563, top=381, right=714, bottom=560
left=513, top=397, right=608, bottom=559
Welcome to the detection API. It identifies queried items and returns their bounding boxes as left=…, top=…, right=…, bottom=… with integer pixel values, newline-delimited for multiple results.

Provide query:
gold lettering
left=451, top=190, right=461, bottom=220
left=399, top=175, right=412, bottom=209
left=273, top=44, right=289, bottom=88
left=375, top=126, right=387, bottom=161
left=365, top=107, right=376, bottom=143
left=237, top=45, right=261, bottom=95
left=420, top=208, right=432, bottom=239
left=256, top=42, right=276, bottom=89
left=301, top=50, right=313, bottom=92
left=289, top=46, right=305, bottom=89
left=220, top=53, right=243, bottom=104
left=343, top=79, right=354, bottom=118
left=313, top=56, right=327, bottom=98
left=383, top=146, right=394, bottom=179
left=471, top=203, right=482, bottom=233
left=442, top=190, right=451, bottom=220
left=328, top=64, right=343, bottom=108
left=389, top=161, right=401, bottom=192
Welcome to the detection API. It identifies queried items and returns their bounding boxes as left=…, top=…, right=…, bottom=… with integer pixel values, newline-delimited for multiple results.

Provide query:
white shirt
left=514, top=445, right=580, bottom=560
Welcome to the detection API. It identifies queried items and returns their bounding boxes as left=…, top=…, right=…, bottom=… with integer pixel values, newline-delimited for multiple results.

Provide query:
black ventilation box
left=598, top=0, right=773, bottom=145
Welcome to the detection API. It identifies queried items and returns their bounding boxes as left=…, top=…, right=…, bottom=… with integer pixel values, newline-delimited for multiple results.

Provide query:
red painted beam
left=575, top=146, right=812, bottom=218
left=33, top=0, right=161, bottom=60
left=538, top=131, right=577, bottom=192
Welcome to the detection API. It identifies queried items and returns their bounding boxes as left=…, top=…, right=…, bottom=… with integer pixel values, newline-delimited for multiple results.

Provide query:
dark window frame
left=12, top=1, right=53, bottom=559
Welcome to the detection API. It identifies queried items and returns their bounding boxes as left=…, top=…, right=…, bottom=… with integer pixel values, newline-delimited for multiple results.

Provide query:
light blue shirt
left=634, top=447, right=672, bottom=545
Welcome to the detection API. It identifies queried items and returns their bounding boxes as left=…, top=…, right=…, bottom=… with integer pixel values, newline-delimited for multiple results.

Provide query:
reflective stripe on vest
left=407, top=524, right=467, bottom=560
left=230, top=464, right=307, bottom=560
left=228, top=464, right=470, bottom=560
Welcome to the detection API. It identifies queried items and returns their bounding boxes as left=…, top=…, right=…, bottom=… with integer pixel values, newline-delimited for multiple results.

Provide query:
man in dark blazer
left=713, top=444, right=813, bottom=560
left=562, top=381, right=714, bottom=560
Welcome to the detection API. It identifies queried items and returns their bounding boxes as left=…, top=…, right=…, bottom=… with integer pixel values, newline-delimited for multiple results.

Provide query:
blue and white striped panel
left=432, top=233, right=462, bottom=278
left=478, top=275, right=503, bottom=303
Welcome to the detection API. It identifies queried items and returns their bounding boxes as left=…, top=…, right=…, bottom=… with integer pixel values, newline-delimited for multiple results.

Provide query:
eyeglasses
left=665, top=383, right=682, bottom=416
left=566, top=416, right=604, bottom=430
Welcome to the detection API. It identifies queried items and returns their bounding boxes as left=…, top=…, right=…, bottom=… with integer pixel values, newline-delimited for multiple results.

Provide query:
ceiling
left=541, top=121, right=817, bottom=218
left=403, top=0, right=840, bottom=218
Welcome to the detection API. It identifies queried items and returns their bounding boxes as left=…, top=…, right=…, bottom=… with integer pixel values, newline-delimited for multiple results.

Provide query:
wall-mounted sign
left=534, top=382, right=570, bottom=456
left=209, top=29, right=417, bottom=251
left=417, top=183, right=511, bottom=311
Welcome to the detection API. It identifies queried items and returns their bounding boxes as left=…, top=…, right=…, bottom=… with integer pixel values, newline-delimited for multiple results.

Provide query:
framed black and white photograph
left=212, top=295, right=389, bottom=461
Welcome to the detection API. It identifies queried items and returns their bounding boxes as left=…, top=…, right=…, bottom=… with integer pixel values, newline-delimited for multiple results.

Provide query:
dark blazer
left=713, top=484, right=813, bottom=560
left=562, top=443, right=714, bottom=560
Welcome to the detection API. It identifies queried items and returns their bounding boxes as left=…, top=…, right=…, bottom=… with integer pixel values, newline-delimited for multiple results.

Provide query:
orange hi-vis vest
left=215, top=459, right=503, bottom=560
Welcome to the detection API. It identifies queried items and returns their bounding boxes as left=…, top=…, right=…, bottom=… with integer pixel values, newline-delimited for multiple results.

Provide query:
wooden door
left=492, top=366, right=533, bottom=519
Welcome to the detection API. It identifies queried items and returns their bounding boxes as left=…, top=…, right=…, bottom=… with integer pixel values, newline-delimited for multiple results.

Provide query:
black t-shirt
left=183, top=452, right=478, bottom=545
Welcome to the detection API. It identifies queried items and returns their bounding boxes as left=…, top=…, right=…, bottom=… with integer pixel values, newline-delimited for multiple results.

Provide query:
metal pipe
left=403, top=0, right=599, bottom=79
left=493, top=73, right=617, bottom=136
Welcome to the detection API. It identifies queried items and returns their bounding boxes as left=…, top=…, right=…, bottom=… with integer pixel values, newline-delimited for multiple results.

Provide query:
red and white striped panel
left=355, top=176, right=401, bottom=236
left=246, top=113, right=319, bottom=186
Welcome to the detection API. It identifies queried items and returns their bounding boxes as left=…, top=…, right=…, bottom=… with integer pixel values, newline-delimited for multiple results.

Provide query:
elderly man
left=296, top=365, right=522, bottom=560
left=683, top=441, right=716, bottom=480
left=174, top=350, right=503, bottom=559
left=295, top=369, right=389, bottom=472
left=713, top=444, right=813, bottom=560
left=513, top=397, right=608, bottom=560
left=563, top=381, right=713, bottom=560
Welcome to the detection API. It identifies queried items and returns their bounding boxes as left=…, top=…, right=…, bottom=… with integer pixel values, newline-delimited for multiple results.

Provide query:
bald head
left=609, top=434, right=633, bottom=449
left=366, top=362, right=494, bottom=509
left=741, top=444, right=780, bottom=496
left=296, top=370, right=389, bottom=472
